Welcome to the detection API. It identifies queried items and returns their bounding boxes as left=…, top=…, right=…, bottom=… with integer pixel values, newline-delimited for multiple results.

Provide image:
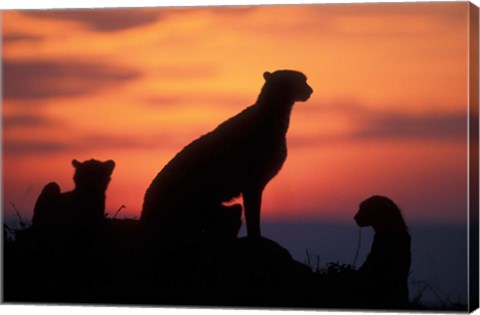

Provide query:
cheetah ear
left=263, top=71, right=272, bottom=81
left=72, top=159, right=81, bottom=169
left=105, top=160, right=115, bottom=173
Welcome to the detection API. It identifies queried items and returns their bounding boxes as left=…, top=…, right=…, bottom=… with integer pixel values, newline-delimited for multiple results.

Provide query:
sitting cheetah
left=32, top=159, right=115, bottom=230
left=141, top=70, right=313, bottom=242
left=354, top=195, right=411, bottom=308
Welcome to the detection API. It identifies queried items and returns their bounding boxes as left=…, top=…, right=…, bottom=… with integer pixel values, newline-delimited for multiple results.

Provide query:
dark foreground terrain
left=2, top=218, right=465, bottom=311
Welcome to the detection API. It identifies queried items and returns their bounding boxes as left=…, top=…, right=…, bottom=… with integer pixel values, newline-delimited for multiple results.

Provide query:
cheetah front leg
left=243, top=187, right=263, bottom=238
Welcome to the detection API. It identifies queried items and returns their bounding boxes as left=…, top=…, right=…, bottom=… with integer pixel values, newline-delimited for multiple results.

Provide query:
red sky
left=1, top=2, right=473, bottom=224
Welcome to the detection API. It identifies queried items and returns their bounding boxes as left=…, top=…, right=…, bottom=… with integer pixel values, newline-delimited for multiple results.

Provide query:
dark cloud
left=79, top=134, right=155, bottom=150
left=78, top=133, right=193, bottom=151
left=354, top=111, right=466, bottom=141
left=3, top=60, right=141, bottom=100
left=3, top=140, right=70, bottom=155
left=2, top=133, right=183, bottom=156
left=22, top=9, right=162, bottom=32
left=3, top=33, right=43, bottom=43
left=3, top=113, right=59, bottom=129
left=290, top=107, right=467, bottom=148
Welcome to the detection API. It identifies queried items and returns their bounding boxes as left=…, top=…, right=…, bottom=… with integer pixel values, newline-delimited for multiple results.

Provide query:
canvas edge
left=0, top=2, right=477, bottom=313
left=468, top=1, right=480, bottom=313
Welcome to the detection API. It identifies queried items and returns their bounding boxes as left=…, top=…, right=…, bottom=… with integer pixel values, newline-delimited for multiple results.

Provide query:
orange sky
left=1, top=3, right=473, bottom=224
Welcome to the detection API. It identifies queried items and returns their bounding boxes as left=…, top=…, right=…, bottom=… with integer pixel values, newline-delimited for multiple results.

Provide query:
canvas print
left=1, top=1, right=479, bottom=312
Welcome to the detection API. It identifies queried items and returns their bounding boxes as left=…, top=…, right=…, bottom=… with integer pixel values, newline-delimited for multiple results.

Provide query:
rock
left=198, top=237, right=313, bottom=307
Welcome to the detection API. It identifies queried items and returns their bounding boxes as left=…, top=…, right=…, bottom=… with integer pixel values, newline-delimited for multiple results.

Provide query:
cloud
left=79, top=134, right=156, bottom=150
left=3, top=100, right=466, bottom=156
left=3, top=33, right=43, bottom=43
left=144, top=93, right=251, bottom=108
left=151, top=65, right=219, bottom=80
left=307, top=2, right=467, bottom=37
left=3, top=140, right=70, bottom=155
left=3, top=113, right=59, bottom=130
left=183, top=6, right=259, bottom=16
left=353, top=111, right=466, bottom=141
left=2, top=133, right=185, bottom=156
left=22, top=9, right=163, bottom=32
left=3, top=60, right=141, bottom=100
left=290, top=105, right=467, bottom=148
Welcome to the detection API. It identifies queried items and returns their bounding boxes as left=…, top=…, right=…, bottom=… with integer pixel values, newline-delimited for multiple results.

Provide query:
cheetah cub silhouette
left=32, top=159, right=115, bottom=230
left=354, top=195, right=411, bottom=308
left=141, top=70, right=313, bottom=241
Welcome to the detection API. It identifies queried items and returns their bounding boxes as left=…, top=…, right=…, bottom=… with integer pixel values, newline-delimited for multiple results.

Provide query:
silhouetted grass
left=302, top=248, right=468, bottom=311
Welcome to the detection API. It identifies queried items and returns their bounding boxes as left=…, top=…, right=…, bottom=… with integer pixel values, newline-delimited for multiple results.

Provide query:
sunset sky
left=1, top=2, right=474, bottom=225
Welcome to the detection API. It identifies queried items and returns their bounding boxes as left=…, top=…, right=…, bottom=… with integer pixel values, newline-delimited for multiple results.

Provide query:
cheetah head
left=354, top=195, right=403, bottom=229
left=72, top=159, right=115, bottom=191
left=262, top=70, right=313, bottom=103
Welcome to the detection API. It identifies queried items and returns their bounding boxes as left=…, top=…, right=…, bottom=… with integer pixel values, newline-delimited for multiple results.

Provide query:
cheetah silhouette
left=141, top=70, right=313, bottom=242
left=32, top=159, right=115, bottom=230
left=354, top=195, right=411, bottom=308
